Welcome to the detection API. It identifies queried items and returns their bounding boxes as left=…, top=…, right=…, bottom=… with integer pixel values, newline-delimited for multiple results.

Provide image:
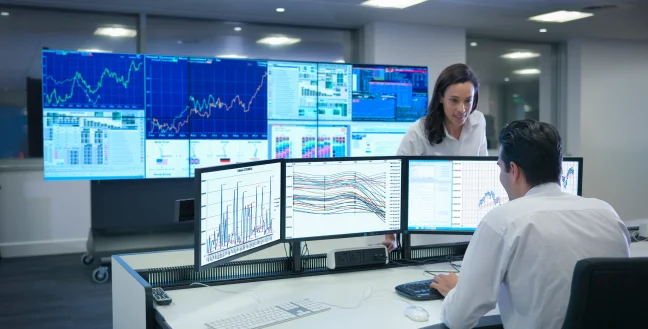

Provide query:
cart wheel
left=92, top=266, right=110, bottom=284
left=81, top=253, right=94, bottom=265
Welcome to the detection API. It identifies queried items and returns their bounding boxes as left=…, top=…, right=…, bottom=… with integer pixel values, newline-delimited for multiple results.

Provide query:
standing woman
left=382, top=63, right=488, bottom=251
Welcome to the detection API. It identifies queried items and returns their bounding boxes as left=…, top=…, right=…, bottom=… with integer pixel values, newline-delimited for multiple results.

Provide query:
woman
left=383, top=63, right=488, bottom=251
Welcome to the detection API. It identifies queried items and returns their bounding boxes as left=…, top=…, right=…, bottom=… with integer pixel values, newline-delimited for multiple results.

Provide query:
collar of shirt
left=525, top=182, right=562, bottom=196
left=443, top=112, right=480, bottom=142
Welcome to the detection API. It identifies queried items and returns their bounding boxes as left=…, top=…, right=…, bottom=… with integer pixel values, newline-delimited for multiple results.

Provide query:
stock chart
left=42, top=49, right=429, bottom=181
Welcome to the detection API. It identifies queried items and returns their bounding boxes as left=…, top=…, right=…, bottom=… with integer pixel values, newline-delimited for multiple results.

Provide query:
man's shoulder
left=481, top=193, right=619, bottom=233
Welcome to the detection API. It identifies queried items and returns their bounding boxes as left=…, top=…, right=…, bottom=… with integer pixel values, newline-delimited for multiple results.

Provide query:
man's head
left=497, top=119, right=563, bottom=200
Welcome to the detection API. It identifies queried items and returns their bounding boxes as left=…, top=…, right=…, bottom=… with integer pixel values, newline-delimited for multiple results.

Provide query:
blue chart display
left=199, top=162, right=282, bottom=267
left=42, top=51, right=145, bottom=110
left=189, top=58, right=268, bottom=140
left=284, top=159, right=402, bottom=240
left=146, top=55, right=190, bottom=139
left=42, top=49, right=429, bottom=181
left=351, top=65, right=428, bottom=121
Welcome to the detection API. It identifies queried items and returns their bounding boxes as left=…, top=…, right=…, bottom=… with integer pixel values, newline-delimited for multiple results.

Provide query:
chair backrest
left=561, top=257, right=648, bottom=329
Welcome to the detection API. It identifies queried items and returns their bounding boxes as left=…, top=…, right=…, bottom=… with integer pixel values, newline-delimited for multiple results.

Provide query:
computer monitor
left=406, top=156, right=583, bottom=234
left=283, top=157, right=403, bottom=241
left=194, top=159, right=283, bottom=271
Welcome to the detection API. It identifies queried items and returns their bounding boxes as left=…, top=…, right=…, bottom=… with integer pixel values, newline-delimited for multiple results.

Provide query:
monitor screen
left=407, top=158, right=582, bottom=233
left=42, top=49, right=428, bottom=181
left=195, top=160, right=282, bottom=271
left=284, top=157, right=402, bottom=240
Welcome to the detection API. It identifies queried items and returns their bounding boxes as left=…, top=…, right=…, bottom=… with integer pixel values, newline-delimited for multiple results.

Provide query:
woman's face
left=440, top=82, right=475, bottom=128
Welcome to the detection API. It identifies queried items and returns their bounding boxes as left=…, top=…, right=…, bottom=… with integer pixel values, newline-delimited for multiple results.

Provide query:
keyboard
left=205, top=299, right=331, bottom=329
left=395, top=279, right=445, bottom=301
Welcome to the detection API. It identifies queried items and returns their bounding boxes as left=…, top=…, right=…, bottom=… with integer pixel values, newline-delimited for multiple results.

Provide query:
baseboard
left=0, top=238, right=87, bottom=258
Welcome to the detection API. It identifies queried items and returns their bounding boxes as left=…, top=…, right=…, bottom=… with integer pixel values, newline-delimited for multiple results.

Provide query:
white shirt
left=397, top=110, right=488, bottom=156
left=441, top=183, right=630, bottom=329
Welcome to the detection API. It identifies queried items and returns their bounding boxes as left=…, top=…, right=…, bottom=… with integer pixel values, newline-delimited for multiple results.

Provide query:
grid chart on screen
left=189, top=58, right=268, bottom=140
left=200, top=163, right=281, bottom=267
left=42, top=51, right=145, bottom=110
left=146, top=56, right=190, bottom=139
left=458, top=160, right=508, bottom=228
left=284, top=159, right=401, bottom=239
left=561, top=162, right=579, bottom=195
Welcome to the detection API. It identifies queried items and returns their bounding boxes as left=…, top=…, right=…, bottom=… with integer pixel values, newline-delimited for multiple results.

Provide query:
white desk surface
left=153, top=242, right=648, bottom=329
left=154, top=261, right=498, bottom=329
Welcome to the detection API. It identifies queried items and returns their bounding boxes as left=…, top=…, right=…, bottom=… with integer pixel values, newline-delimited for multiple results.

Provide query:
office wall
left=0, top=166, right=91, bottom=257
left=566, top=38, right=648, bottom=221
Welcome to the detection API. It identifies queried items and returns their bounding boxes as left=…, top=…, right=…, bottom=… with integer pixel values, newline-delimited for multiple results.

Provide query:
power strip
left=639, top=223, right=648, bottom=238
left=326, top=245, right=388, bottom=270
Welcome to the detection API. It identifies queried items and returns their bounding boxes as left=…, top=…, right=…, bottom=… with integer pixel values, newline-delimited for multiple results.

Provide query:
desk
left=112, top=241, right=648, bottom=329
left=153, top=262, right=499, bottom=329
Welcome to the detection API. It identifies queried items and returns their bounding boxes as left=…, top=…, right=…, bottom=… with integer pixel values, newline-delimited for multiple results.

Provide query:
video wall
left=41, top=50, right=428, bottom=180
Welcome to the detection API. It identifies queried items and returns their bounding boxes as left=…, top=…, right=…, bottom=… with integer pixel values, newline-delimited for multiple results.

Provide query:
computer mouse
left=404, top=305, right=430, bottom=322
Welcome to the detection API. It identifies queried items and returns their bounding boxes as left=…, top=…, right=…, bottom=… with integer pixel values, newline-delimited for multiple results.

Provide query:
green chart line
left=44, top=60, right=143, bottom=106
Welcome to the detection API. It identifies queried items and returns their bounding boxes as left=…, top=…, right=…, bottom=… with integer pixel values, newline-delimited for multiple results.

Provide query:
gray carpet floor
left=0, top=253, right=112, bottom=329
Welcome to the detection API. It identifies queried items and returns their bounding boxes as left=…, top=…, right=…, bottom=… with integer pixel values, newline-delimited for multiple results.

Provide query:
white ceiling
left=1, top=0, right=647, bottom=41
left=0, top=0, right=646, bottom=105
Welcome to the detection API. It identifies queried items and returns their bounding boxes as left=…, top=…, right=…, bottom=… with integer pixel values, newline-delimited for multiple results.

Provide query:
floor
left=0, top=253, right=112, bottom=329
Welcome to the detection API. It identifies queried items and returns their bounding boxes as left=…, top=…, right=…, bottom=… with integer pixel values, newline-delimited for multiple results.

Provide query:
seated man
left=431, top=119, right=630, bottom=329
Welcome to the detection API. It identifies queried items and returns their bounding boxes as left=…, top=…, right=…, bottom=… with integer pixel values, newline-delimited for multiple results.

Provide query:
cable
left=302, top=242, right=310, bottom=257
left=318, top=285, right=413, bottom=310
left=631, top=230, right=648, bottom=242
left=190, top=282, right=262, bottom=304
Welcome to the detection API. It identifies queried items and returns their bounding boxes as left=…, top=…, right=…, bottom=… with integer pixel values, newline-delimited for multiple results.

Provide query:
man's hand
left=380, top=234, right=398, bottom=252
left=430, top=273, right=459, bottom=297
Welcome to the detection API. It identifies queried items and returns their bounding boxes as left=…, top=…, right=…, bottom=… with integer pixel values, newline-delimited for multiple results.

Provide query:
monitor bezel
left=193, top=158, right=285, bottom=272
left=404, top=156, right=585, bottom=235
left=282, top=156, right=405, bottom=242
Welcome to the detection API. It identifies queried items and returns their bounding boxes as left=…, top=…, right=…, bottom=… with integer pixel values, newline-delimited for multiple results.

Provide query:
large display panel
left=42, top=50, right=429, bottom=181
left=407, top=157, right=583, bottom=234
left=284, top=157, right=403, bottom=241
left=194, top=160, right=283, bottom=271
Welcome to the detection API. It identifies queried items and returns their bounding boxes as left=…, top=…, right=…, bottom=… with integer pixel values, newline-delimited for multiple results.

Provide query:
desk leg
left=291, top=241, right=302, bottom=273
left=402, top=233, right=411, bottom=260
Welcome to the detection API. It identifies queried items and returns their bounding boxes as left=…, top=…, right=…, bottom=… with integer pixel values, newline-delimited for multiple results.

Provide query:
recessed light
left=257, top=36, right=301, bottom=46
left=276, top=8, right=285, bottom=12
left=360, top=0, right=428, bottom=9
left=470, top=42, right=478, bottom=47
left=528, top=10, right=593, bottom=23
left=539, top=28, right=548, bottom=33
left=504, top=78, right=510, bottom=82
left=513, top=68, right=541, bottom=75
left=94, top=27, right=137, bottom=38
left=501, top=51, right=541, bottom=59
left=217, top=54, right=248, bottom=59
left=78, top=48, right=113, bottom=53
left=234, top=26, right=242, bottom=32
left=1, top=12, right=9, bottom=16
left=334, top=60, right=346, bottom=63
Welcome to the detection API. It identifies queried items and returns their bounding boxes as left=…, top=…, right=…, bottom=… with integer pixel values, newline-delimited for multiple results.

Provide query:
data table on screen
left=284, top=159, right=402, bottom=240
left=199, top=162, right=282, bottom=267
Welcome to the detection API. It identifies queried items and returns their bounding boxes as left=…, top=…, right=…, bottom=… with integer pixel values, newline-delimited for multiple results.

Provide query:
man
left=431, top=119, right=630, bottom=329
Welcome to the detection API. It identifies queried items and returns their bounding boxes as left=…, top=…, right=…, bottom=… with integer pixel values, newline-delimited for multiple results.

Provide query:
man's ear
left=510, top=161, right=521, bottom=182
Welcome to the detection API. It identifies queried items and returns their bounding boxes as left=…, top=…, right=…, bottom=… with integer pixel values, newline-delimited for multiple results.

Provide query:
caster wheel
left=92, top=267, right=110, bottom=284
left=81, top=253, right=94, bottom=265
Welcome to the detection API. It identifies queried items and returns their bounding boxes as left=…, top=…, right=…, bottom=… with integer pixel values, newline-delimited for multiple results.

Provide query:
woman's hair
left=424, top=63, right=480, bottom=145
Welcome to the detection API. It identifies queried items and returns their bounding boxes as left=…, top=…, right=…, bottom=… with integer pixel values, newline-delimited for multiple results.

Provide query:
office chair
left=561, top=257, right=648, bottom=329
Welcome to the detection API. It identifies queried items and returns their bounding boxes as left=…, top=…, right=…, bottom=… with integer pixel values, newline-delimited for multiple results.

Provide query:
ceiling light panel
left=256, top=36, right=301, bottom=46
left=501, top=52, right=541, bottom=59
left=528, top=10, right=593, bottom=23
left=360, top=0, right=428, bottom=9
left=513, top=68, right=541, bottom=75
left=94, top=27, right=137, bottom=38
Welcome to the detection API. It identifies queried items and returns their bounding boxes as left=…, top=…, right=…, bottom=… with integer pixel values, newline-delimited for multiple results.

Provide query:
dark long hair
left=424, top=63, right=480, bottom=145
